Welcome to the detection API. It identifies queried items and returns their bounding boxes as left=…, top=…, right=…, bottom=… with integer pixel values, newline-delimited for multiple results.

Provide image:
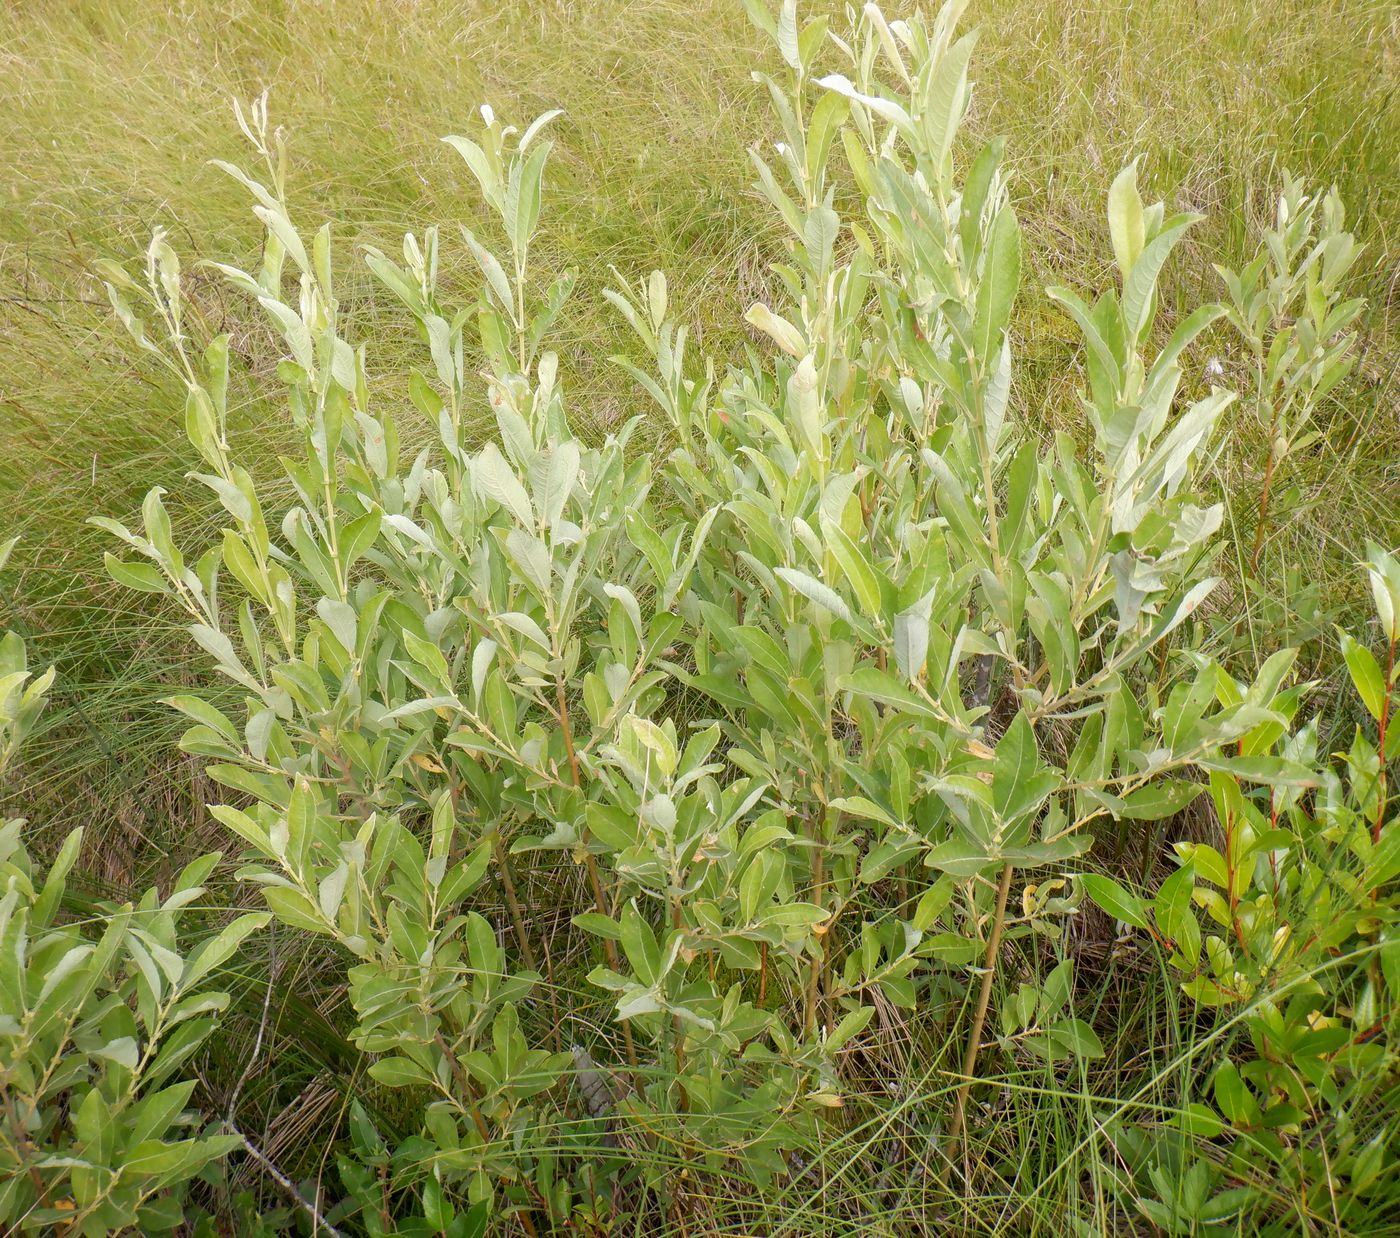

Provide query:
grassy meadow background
left=0, top=0, right=1397, bottom=1227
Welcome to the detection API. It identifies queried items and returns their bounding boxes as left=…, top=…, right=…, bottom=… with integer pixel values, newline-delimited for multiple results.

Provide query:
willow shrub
left=83, top=0, right=1391, bottom=1231
left=1, top=536, right=265, bottom=1235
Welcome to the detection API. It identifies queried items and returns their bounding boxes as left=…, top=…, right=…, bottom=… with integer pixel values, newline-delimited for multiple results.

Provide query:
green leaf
left=1122, top=214, right=1199, bottom=341
left=1080, top=873, right=1151, bottom=930
left=839, top=665, right=942, bottom=720
left=920, top=31, right=976, bottom=173
left=1040, top=959, right=1074, bottom=1018
left=475, top=442, right=534, bottom=526
left=1196, top=755, right=1319, bottom=788
left=181, top=912, right=271, bottom=989
left=401, top=629, right=454, bottom=690
left=33, top=827, right=84, bottom=927
left=339, top=508, right=382, bottom=570
left=826, top=1005, right=875, bottom=1052
left=1213, top=1060, right=1259, bottom=1127
left=538, top=439, right=580, bottom=529
left=975, top=205, right=1021, bottom=360
left=775, top=0, right=800, bottom=69
left=104, top=553, right=168, bottom=593
left=1340, top=632, right=1386, bottom=722
left=461, top=225, right=515, bottom=311
left=618, top=901, right=660, bottom=985
left=1047, top=1017, right=1103, bottom=1058
left=741, top=0, right=777, bottom=39
left=923, top=837, right=999, bottom=879
left=1107, top=160, right=1145, bottom=278
left=1116, top=780, right=1203, bottom=821
left=910, top=875, right=955, bottom=930
left=1153, top=865, right=1194, bottom=939
left=445, top=135, right=501, bottom=205
left=815, top=74, right=913, bottom=136
left=893, top=591, right=933, bottom=681
left=805, top=90, right=849, bottom=189
left=573, top=912, right=622, bottom=941
left=804, top=206, right=839, bottom=279
left=93, top=1035, right=140, bottom=1070
left=1177, top=841, right=1228, bottom=889
left=368, top=1056, right=438, bottom=1088
left=775, top=566, right=853, bottom=624
left=1046, top=285, right=1121, bottom=386
left=821, top=519, right=883, bottom=620
left=828, top=795, right=898, bottom=827
left=1179, top=1103, right=1225, bottom=1139
left=261, top=886, right=328, bottom=935
left=512, top=138, right=552, bottom=254
left=992, top=713, right=1057, bottom=822
left=759, top=902, right=828, bottom=930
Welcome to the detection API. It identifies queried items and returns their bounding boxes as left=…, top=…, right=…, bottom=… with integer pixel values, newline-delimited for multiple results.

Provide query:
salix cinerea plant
left=363, top=109, right=854, bottom=1170
left=85, top=0, right=1364, bottom=1218
left=1, top=539, right=263, bottom=1235
left=0, top=826, right=261, bottom=1236
left=611, top=0, right=1306, bottom=1166
left=91, top=76, right=847, bottom=1220
left=94, top=99, right=593, bottom=1225
left=1213, top=173, right=1364, bottom=574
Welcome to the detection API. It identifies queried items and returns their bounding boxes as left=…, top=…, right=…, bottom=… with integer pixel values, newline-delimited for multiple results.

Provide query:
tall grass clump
left=1, top=1, right=1397, bottom=1234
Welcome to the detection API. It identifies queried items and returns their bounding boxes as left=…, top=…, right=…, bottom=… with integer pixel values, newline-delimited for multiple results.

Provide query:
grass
left=1, top=0, right=1398, bottom=1231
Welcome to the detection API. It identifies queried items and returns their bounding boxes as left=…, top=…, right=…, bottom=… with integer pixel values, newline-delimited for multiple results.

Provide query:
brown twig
left=945, top=860, right=1014, bottom=1182
left=557, top=679, right=639, bottom=1073
left=230, top=1125, right=345, bottom=1238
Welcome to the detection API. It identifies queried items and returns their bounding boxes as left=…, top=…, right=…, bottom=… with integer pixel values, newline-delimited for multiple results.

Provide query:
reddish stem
left=1374, top=637, right=1394, bottom=845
